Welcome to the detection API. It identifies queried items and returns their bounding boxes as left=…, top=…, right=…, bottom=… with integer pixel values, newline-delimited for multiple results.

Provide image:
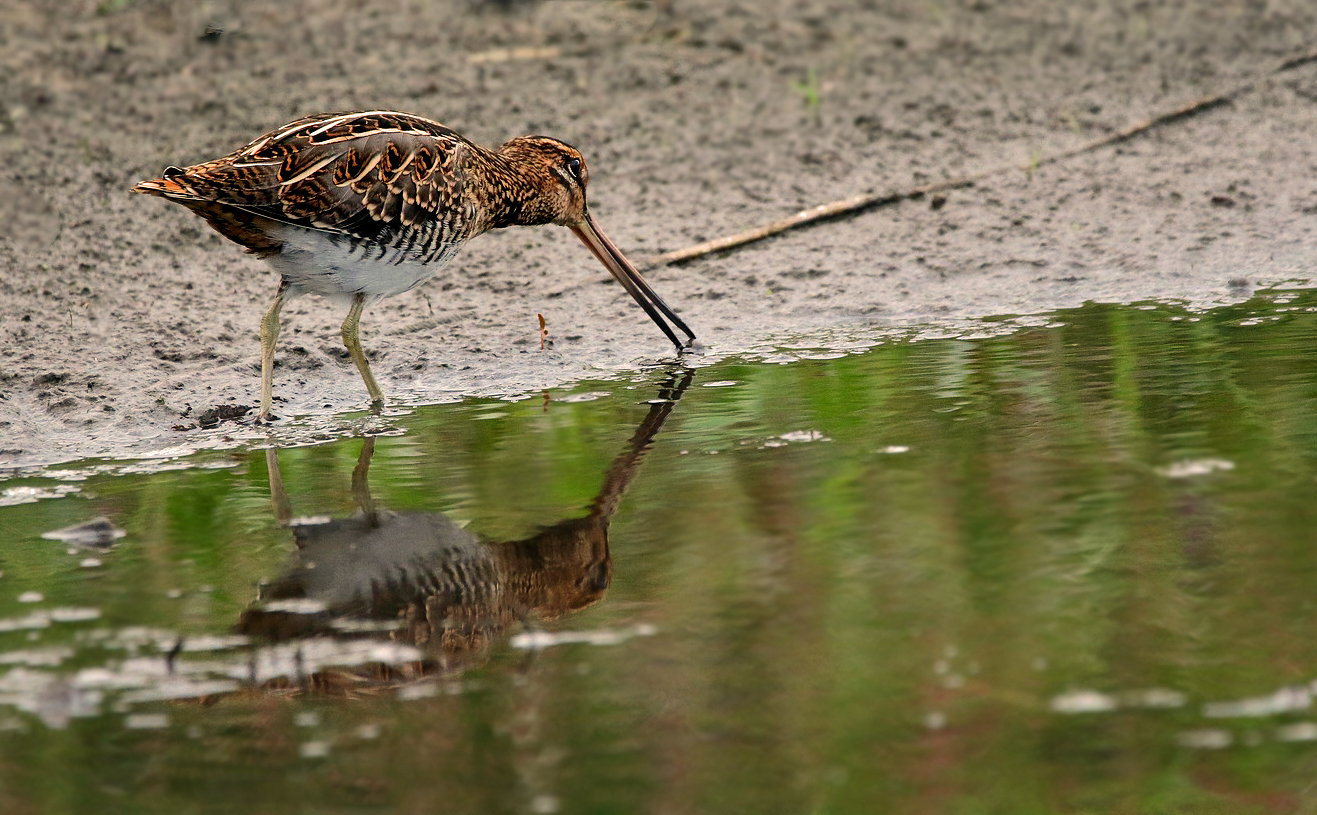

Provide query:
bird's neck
left=479, top=143, right=561, bottom=229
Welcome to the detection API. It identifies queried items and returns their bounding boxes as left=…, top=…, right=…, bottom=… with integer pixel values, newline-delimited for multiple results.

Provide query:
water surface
left=2, top=293, right=1317, bottom=814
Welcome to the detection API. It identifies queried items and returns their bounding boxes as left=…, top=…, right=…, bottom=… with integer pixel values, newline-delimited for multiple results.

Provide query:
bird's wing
left=136, top=111, right=485, bottom=247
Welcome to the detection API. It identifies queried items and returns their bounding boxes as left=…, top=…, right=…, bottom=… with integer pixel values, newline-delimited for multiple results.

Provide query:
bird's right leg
left=257, top=280, right=290, bottom=424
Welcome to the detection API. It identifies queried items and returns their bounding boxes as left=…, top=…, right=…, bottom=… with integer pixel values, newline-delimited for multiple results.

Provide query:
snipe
left=134, top=110, right=697, bottom=422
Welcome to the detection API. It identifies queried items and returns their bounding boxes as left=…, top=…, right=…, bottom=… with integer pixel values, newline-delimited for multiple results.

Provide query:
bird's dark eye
left=565, top=157, right=582, bottom=179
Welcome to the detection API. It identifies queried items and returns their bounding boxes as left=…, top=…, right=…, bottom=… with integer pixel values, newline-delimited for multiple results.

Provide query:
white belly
left=266, top=224, right=461, bottom=303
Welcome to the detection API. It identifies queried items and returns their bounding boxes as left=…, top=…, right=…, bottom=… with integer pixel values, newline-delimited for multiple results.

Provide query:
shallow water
left=2, top=292, right=1317, bottom=814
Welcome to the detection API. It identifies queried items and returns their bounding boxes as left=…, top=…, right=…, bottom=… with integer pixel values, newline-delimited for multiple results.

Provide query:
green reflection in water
left=1, top=294, right=1316, bottom=814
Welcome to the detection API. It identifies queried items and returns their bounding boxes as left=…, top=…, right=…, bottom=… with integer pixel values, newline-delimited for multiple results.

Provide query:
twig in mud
left=646, top=46, right=1317, bottom=269
left=645, top=183, right=974, bottom=268
left=467, top=46, right=562, bottom=64
left=1277, top=48, right=1317, bottom=73
left=1036, top=93, right=1232, bottom=164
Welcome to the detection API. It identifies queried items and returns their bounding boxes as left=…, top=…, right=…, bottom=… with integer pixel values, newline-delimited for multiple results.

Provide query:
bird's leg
left=341, top=293, right=384, bottom=411
left=257, top=281, right=289, bottom=424
left=265, top=446, right=292, bottom=525
left=351, top=436, right=380, bottom=528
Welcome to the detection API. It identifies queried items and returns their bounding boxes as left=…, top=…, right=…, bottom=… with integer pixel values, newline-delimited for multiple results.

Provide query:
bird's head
left=497, top=136, right=591, bottom=227
left=497, top=134, right=698, bottom=353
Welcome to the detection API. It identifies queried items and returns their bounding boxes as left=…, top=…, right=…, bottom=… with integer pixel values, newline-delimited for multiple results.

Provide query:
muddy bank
left=1, top=0, right=1315, bottom=469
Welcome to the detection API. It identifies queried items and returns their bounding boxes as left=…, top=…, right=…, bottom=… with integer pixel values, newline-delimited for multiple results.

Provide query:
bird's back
left=134, top=111, right=498, bottom=293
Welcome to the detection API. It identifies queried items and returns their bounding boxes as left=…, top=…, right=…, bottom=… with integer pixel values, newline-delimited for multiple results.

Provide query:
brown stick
left=646, top=46, right=1317, bottom=269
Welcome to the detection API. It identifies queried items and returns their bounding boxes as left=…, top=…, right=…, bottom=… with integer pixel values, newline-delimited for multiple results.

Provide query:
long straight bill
left=570, top=213, right=697, bottom=352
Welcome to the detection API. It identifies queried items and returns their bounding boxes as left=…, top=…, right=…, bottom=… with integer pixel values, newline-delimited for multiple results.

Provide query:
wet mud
left=1, top=0, right=1315, bottom=468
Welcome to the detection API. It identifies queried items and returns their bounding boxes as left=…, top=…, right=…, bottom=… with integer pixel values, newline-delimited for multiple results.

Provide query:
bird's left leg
left=341, top=293, right=384, bottom=410
left=257, top=280, right=290, bottom=424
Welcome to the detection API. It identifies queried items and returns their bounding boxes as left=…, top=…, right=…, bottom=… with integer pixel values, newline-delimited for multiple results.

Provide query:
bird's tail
left=132, top=167, right=201, bottom=199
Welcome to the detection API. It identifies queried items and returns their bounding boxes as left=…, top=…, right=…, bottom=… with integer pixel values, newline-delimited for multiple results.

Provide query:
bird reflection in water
left=235, top=370, right=693, bottom=692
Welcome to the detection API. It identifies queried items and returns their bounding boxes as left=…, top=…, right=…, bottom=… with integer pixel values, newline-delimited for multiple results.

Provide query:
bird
left=133, top=110, right=697, bottom=422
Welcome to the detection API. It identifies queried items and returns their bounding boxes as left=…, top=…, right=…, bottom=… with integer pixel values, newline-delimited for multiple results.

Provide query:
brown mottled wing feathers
left=138, top=112, right=485, bottom=258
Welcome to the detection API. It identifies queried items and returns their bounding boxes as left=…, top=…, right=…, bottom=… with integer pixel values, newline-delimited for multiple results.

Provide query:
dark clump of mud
left=1, top=0, right=1315, bottom=468
left=176, top=403, right=253, bottom=431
